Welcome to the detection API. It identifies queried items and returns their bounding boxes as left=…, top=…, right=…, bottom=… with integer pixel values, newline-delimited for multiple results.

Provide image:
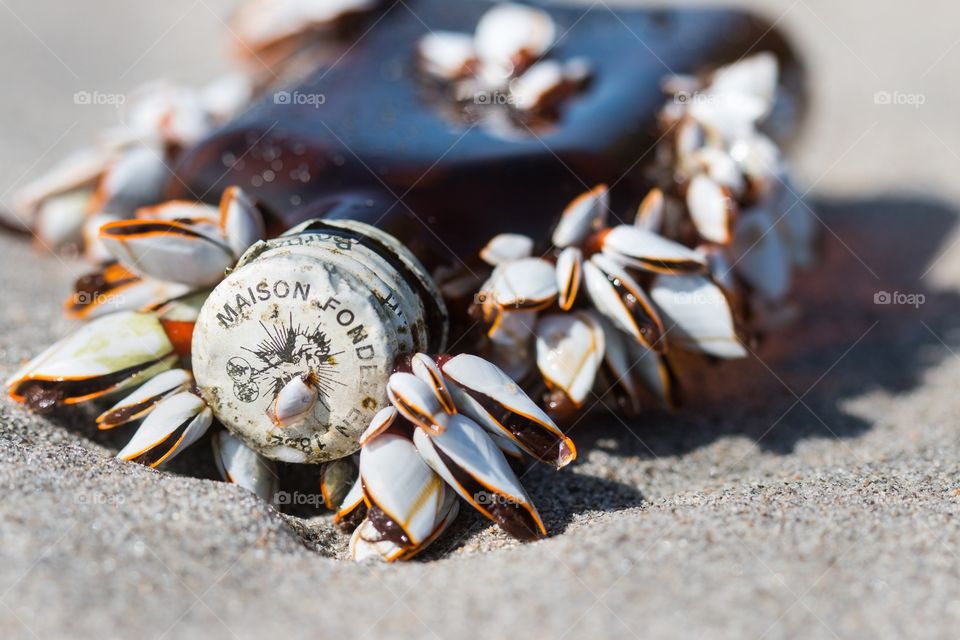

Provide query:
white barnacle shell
left=488, top=257, right=558, bottom=310
left=411, top=353, right=456, bottom=415
left=487, top=309, right=537, bottom=381
left=479, top=233, right=534, bottom=266
left=335, top=476, right=366, bottom=524
left=121, top=82, right=213, bottom=147
left=583, top=253, right=666, bottom=352
left=590, top=312, right=642, bottom=414
left=476, top=61, right=515, bottom=91
left=413, top=413, right=546, bottom=540
left=97, top=368, right=193, bottom=429
left=674, top=116, right=706, bottom=162
left=418, top=31, right=478, bottom=80
left=135, top=200, right=218, bottom=221
left=601, top=225, right=707, bottom=275
left=269, top=374, right=319, bottom=427
left=66, top=268, right=193, bottom=320
left=387, top=372, right=450, bottom=434
left=212, top=430, right=278, bottom=504
left=116, top=391, right=213, bottom=467
left=555, top=246, right=583, bottom=311
left=153, top=290, right=207, bottom=324
left=563, top=57, right=592, bottom=86
left=83, top=212, right=123, bottom=264
left=689, top=147, right=746, bottom=198
left=488, top=430, right=526, bottom=470
left=535, top=312, right=604, bottom=407
left=34, top=190, right=91, bottom=249
left=6, top=311, right=177, bottom=409
left=509, top=59, right=567, bottom=112
left=474, top=3, right=556, bottom=73
left=98, top=217, right=236, bottom=287
left=686, top=174, right=736, bottom=245
left=627, top=332, right=678, bottom=410
left=634, top=188, right=665, bottom=232
left=349, top=519, right=397, bottom=563
left=90, top=145, right=169, bottom=216
left=219, top=186, right=266, bottom=258
left=661, top=73, right=701, bottom=99
left=688, top=88, right=768, bottom=144
left=13, top=147, right=114, bottom=219
left=686, top=53, right=779, bottom=145
left=441, top=353, right=575, bottom=468
left=104, top=277, right=194, bottom=317
left=233, top=0, right=379, bottom=53
left=356, top=433, right=449, bottom=561
left=649, top=274, right=746, bottom=358
left=552, top=184, right=609, bottom=249
left=319, top=457, right=356, bottom=510
left=729, top=132, right=782, bottom=199
left=509, top=57, right=589, bottom=112
left=707, top=52, right=779, bottom=115
left=351, top=488, right=458, bottom=563
left=359, top=406, right=398, bottom=446
left=66, top=263, right=141, bottom=318
left=201, top=73, right=254, bottom=122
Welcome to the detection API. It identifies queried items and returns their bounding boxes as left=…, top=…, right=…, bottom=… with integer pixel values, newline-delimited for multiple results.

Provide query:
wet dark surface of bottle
left=171, top=0, right=805, bottom=268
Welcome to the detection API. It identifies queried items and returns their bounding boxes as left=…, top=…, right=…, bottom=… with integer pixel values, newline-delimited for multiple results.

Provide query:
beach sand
left=1, top=1, right=959, bottom=638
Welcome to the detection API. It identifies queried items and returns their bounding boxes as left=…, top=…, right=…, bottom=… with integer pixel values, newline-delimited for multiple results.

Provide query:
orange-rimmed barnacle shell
left=6, top=312, right=177, bottom=412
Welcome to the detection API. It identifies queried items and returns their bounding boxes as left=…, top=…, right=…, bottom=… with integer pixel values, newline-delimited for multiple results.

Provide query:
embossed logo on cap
left=192, top=249, right=399, bottom=464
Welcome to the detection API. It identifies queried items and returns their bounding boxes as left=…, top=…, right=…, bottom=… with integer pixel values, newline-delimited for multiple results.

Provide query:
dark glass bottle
left=171, top=0, right=805, bottom=269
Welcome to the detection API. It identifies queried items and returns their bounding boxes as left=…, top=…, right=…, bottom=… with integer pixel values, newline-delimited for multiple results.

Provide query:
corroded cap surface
left=192, top=222, right=441, bottom=463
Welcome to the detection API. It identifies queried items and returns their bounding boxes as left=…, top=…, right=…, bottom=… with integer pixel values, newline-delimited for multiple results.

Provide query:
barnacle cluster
left=3, top=2, right=814, bottom=562
left=458, top=53, right=814, bottom=418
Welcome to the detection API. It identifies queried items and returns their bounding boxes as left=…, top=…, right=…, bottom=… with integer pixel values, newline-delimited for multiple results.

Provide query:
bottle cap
left=191, top=221, right=445, bottom=463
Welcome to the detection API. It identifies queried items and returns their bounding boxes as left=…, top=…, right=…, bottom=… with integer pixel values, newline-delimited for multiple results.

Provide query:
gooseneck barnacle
left=4, top=1, right=814, bottom=561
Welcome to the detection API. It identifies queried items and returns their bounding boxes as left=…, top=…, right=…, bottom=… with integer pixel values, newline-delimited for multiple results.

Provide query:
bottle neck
left=279, top=191, right=455, bottom=274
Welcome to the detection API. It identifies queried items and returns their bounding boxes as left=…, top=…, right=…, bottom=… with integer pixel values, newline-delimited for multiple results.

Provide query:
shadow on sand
left=573, top=195, right=960, bottom=464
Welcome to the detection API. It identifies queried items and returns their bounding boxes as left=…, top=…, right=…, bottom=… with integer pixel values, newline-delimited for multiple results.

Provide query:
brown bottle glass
left=170, top=0, right=805, bottom=270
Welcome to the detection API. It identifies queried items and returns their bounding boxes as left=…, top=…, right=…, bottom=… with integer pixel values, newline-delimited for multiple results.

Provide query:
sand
left=2, top=1, right=960, bottom=638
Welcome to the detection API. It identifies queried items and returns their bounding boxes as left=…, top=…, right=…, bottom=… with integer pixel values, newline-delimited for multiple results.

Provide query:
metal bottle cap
left=191, top=221, right=447, bottom=463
